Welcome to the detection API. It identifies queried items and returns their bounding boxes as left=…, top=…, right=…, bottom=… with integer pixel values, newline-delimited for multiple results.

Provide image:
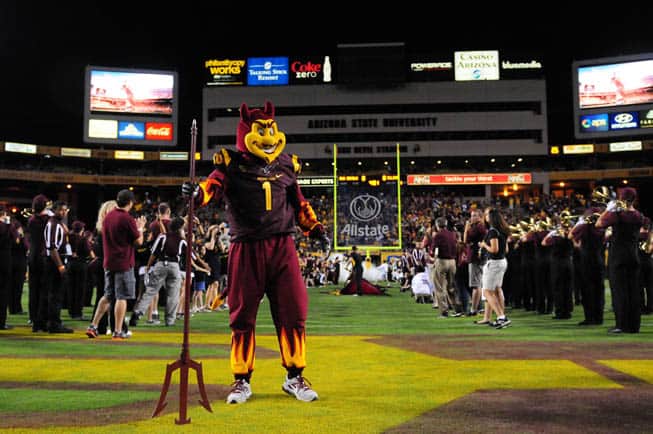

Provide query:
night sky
left=2, top=2, right=653, bottom=151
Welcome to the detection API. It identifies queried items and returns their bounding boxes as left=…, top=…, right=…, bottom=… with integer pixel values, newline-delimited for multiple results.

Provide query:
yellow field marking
left=598, top=360, right=653, bottom=383
left=1, top=335, right=628, bottom=434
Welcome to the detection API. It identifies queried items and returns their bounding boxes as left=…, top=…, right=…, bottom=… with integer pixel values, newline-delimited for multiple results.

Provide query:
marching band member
left=596, top=187, right=643, bottom=333
left=570, top=208, right=606, bottom=325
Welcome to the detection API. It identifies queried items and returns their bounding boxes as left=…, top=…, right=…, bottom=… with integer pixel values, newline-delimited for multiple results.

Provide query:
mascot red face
left=237, top=101, right=286, bottom=164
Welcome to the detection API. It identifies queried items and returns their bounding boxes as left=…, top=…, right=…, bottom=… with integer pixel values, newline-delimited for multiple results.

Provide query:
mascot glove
left=182, top=182, right=199, bottom=199
left=309, top=223, right=325, bottom=239
left=606, top=200, right=617, bottom=212
left=310, top=224, right=330, bottom=253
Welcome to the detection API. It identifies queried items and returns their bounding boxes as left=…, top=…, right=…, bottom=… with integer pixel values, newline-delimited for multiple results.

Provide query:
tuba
left=591, top=186, right=627, bottom=211
left=591, top=186, right=611, bottom=205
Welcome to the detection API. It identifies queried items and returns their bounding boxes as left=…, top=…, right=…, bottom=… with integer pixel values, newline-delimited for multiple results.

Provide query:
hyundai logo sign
left=610, top=112, right=639, bottom=130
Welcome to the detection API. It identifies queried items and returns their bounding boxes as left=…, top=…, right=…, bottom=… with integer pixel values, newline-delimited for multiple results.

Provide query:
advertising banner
left=247, top=57, right=289, bottom=86
left=118, top=121, right=145, bottom=140
left=334, top=144, right=401, bottom=250
left=336, top=180, right=400, bottom=248
left=454, top=50, right=499, bottom=81
left=289, top=57, right=330, bottom=84
left=204, top=59, right=246, bottom=86
left=407, top=173, right=532, bottom=186
left=579, top=113, right=609, bottom=132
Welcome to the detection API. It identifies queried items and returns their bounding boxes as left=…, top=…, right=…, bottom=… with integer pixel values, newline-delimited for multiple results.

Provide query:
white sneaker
left=226, top=379, right=252, bottom=404
left=282, top=375, right=318, bottom=402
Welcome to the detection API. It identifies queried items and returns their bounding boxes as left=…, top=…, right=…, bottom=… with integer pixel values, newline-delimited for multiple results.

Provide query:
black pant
left=521, top=259, right=536, bottom=310
left=0, top=254, right=10, bottom=327
left=39, top=258, right=64, bottom=329
left=639, top=254, right=653, bottom=314
left=551, top=258, right=573, bottom=318
left=28, top=257, right=45, bottom=327
left=10, top=256, right=26, bottom=314
left=353, top=268, right=363, bottom=295
left=610, top=263, right=641, bottom=333
left=581, top=256, right=605, bottom=324
left=535, top=260, right=552, bottom=313
left=67, top=258, right=87, bottom=318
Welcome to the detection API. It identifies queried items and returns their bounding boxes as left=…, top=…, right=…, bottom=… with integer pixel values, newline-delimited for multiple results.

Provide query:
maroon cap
left=619, top=187, right=637, bottom=203
left=32, top=194, right=49, bottom=213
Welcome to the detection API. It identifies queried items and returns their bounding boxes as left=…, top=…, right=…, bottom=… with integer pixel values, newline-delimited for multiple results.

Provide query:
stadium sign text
left=501, top=60, right=542, bottom=69
left=307, top=117, right=437, bottom=129
left=340, top=224, right=389, bottom=237
left=407, top=173, right=532, bottom=185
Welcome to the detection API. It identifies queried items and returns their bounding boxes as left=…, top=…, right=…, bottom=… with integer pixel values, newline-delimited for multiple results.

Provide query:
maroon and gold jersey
left=201, top=149, right=306, bottom=242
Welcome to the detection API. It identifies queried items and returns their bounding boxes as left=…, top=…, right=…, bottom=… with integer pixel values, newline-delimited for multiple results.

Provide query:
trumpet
left=584, top=212, right=602, bottom=226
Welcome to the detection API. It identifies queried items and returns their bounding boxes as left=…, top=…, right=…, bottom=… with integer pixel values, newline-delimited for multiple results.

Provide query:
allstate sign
left=247, top=57, right=289, bottom=86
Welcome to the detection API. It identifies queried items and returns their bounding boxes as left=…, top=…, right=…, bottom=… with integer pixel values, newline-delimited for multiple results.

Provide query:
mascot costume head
left=237, top=101, right=286, bottom=164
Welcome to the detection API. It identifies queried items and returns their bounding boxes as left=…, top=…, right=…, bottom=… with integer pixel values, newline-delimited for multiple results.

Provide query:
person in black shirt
left=350, top=246, right=364, bottom=296
left=478, top=208, right=511, bottom=329
left=9, top=219, right=27, bottom=315
left=26, top=194, right=50, bottom=331
left=67, top=220, right=91, bottom=320
left=41, top=201, right=73, bottom=333
left=570, top=208, right=606, bottom=325
left=542, top=222, right=574, bottom=320
left=596, top=187, right=644, bottom=333
left=0, top=205, right=19, bottom=330
left=130, top=217, right=185, bottom=326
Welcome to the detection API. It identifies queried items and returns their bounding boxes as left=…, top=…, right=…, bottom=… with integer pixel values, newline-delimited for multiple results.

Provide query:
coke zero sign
left=289, top=57, right=326, bottom=84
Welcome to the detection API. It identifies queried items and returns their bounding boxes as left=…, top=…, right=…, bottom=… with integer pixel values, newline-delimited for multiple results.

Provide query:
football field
left=0, top=284, right=651, bottom=433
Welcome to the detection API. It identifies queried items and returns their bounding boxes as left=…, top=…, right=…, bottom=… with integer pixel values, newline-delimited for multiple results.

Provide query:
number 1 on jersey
left=262, top=181, right=272, bottom=211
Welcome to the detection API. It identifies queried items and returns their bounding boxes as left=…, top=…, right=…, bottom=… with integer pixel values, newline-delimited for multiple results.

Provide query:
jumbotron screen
left=573, top=53, right=653, bottom=140
left=83, top=65, right=179, bottom=146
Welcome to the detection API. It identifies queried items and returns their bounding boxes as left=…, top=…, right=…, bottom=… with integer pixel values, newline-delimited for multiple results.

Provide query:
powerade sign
left=247, top=57, right=289, bottom=86
left=609, top=112, right=639, bottom=130
left=579, top=113, right=609, bottom=132
left=118, top=121, right=145, bottom=139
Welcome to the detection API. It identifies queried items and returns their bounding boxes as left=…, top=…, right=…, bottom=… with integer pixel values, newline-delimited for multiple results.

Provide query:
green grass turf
left=297, top=284, right=652, bottom=341
left=4, top=281, right=651, bottom=343
left=0, top=282, right=651, bottom=429
left=0, top=338, right=228, bottom=358
left=0, top=388, right=158, bottom=413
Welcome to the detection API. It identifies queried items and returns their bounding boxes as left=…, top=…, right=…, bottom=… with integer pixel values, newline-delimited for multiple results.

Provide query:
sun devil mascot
left=182, top=101, right=328, bottom=404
